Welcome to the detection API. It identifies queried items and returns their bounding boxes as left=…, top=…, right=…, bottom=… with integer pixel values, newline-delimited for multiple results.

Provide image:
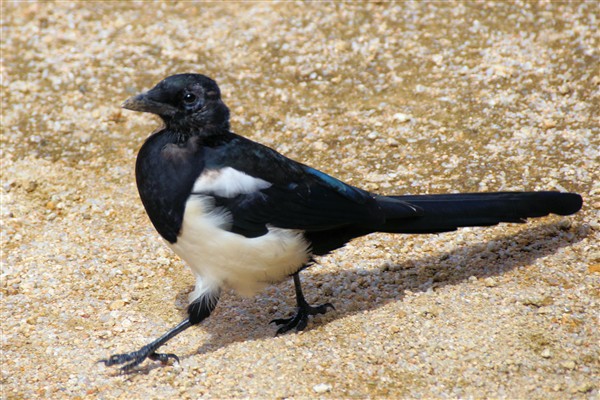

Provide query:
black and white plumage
left=101, top=74, right=583, bottom=371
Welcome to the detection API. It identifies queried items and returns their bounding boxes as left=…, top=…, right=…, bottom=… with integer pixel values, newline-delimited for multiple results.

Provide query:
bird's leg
left=100, top=318, right=191, bottom=372
left=100, top=290, right=219, bottom=372
left=271, top=272, right=334, bottom=335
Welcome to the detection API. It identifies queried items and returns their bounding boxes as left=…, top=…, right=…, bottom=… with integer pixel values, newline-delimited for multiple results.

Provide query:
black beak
left=122, top=90, right=178, bottom=117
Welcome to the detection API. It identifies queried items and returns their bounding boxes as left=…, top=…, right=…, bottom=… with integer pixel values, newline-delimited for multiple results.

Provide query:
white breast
left=168, top=196, right=311, bottom=297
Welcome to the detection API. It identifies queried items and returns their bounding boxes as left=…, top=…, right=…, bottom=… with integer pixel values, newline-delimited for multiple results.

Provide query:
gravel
left=2, top=2, right=599, bottom=399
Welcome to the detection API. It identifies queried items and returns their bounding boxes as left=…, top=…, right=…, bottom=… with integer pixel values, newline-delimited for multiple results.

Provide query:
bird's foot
left=100, top=344, right=180, bottom=372
left=271, top=302, right=335, bottom=335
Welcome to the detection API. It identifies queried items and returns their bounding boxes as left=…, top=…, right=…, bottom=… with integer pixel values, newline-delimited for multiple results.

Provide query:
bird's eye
left=183, top=93, right=197, bottom=104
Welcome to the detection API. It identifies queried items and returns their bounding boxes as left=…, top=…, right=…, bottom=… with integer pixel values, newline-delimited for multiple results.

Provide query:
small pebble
left=483, top=277, right=497, bottom=287
left=521, top=296, right=554, bottom=307
left=25, top=181, right=38, bottom=193
left=588, top=264, right=600, bottom=274
left=393, top=113, right=412, bottom=123
left=571, top=382, right=594, bottom=394
left=541, top=348, right=552, bottom=358
left=108, top=300, right=125, bottom=310
left=313, top=383, right=332, bottom=393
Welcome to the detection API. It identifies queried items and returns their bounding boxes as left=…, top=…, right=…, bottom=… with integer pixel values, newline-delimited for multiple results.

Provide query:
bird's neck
left=166, top=101, right=231, bottom=140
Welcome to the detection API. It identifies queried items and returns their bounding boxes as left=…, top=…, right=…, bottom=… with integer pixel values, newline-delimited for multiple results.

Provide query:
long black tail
left=378, top=192, right=582, bottom=234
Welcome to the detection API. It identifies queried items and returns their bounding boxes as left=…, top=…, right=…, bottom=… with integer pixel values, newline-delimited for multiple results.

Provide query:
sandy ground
left=2, top=2, right=599, bottom=399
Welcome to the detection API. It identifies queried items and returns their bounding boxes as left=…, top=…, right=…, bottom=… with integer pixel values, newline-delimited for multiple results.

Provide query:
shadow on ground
left=124, top=221, right=587, bottom=374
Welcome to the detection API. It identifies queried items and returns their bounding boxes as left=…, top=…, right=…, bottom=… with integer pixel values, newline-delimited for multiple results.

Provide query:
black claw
left=149, top=352, right=180, bottom=364
left=100, top=346, right=180, bottom=372
left=99, top=352, right=137, bottom=367
left=317, top=303, right=335, bottom=313
left=100, top=352, right=145, bottom=372
left=295, top=316, right=308, bottom=332
left=271, top=302, right=335, bottom=335
left=271, top=273, right=335, bottom=336
left=270, top=317, right=293, bottom=326
left=100, top=319, right=192, bottom=372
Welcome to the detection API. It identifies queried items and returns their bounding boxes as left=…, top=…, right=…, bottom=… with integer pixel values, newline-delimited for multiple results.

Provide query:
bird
left=100, top=73, right=583, bottom=371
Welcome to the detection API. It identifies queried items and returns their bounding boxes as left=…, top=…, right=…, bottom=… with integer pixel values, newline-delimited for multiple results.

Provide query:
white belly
left=168, top=196, right=311, bottom=297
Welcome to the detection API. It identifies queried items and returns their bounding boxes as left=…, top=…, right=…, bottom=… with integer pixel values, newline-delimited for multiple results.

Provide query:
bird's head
left=122, top=74, right=230, bottom=134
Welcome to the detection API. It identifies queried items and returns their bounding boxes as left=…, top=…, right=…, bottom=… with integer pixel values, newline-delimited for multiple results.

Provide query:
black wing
left=212, top=164, right=421, bottom=238
left=200, top=132, right=422, bottom=238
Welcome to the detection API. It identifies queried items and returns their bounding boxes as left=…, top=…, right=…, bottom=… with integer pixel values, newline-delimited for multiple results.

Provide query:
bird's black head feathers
left=123, top=73, right=230, bottom=135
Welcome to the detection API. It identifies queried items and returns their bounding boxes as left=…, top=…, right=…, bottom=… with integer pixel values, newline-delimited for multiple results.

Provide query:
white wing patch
left=192, top=167, right=271, bottom=198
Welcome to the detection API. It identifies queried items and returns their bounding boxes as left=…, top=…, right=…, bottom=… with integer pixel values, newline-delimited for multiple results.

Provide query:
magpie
left=101, top=73, right=582, bottom=371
